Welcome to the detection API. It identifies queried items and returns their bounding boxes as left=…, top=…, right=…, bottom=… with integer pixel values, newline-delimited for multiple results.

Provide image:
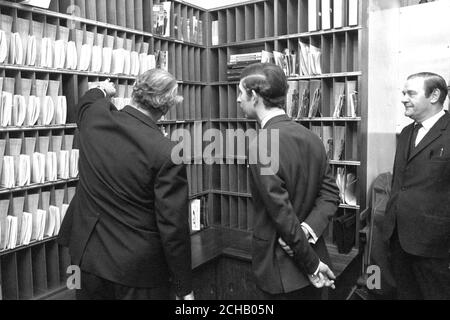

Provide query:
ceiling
left=181, top=0, right=251, bottom=9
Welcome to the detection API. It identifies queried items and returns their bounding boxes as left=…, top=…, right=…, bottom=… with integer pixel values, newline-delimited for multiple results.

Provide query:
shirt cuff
left=301, top=222, right=318, bottom=244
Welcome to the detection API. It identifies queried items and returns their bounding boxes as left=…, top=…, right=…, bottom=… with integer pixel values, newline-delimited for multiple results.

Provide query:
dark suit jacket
left=58, top=89, right=192, bottom=296
left=384, top=111, right=450, bottom=258
left=249, top=115, right=340, bottom=294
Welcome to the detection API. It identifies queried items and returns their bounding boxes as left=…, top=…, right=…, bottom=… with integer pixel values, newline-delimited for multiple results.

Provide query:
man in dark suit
left=383, top=72, right=450, bottom=300
left=58, top=69, right=194, bottom=300
left=237, top=63, right=340, bottom=299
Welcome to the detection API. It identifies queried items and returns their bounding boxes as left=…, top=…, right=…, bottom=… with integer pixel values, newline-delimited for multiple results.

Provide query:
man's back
left=59, top=89, right=191, bottom=290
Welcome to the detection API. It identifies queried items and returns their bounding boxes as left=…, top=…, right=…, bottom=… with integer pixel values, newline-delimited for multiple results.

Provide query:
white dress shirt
left=415, top=109, right=446, bottom=146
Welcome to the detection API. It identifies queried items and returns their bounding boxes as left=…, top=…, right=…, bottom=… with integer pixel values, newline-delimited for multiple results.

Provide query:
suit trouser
left=76, top=270, right=171, bottom=300
left=390, top=230, right=450, bottom=300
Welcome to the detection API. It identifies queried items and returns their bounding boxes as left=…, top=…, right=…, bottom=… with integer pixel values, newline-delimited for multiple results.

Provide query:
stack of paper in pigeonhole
left=91, top=32, right=104, bottom=73
left=54, top=25, right=69, bottom=69
left=102, top=34, right=114, bottom=74
left=0, top=15, right=13, bottom=64
left=0, top=198, right=10, bottom=251
left=1, top=77, right=15, bottom=127
left=29, top=20, right=43, bottom=67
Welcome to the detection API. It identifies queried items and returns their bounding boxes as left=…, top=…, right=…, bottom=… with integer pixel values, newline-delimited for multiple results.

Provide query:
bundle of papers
left=19, top=211, right=32, bottom=246
left=58, top=150, right=70, bottom=179
left=336, top=168, right=358, bottom=206
left=1, top=91, right=13, bottom=127
left=1, top=156, right=15, bottom=188
left=299, top=40, right=322, bottom=76
left=0, top=199, right=10, bottom=250
left=30, top=151, right=46, bottom=182
left=38, top=96, right=55, bottom=125
left=70, top=149, right=79, bottom=178
left=45, top=152, right=57, bottom=182
left=0, top=30, right=8, bottom=63
left=15, top=154, right=31, bottom=187
left=4, top=215, right=18, bottom=250
left=32, top=209, right=46, bottom=241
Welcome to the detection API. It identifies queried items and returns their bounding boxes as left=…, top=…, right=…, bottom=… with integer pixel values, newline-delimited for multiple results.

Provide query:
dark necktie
left=408, top=122, right=422, bottom=158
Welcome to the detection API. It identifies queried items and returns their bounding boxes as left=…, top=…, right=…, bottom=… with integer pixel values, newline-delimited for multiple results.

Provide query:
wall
left=365, top=0, right=450, bottom=201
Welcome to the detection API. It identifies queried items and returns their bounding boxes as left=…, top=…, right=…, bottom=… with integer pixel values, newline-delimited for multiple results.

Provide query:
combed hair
left=408, top=72, right=448, bottom=104
left=132, top=68, right=183, bottom=113
left=240, top=63, right=289, bottom=110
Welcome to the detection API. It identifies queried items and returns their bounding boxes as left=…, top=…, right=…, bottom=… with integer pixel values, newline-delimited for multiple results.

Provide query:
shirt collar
left=261, top=108, right=286, bottom=128
left=420, top=109, right=446, bottom=131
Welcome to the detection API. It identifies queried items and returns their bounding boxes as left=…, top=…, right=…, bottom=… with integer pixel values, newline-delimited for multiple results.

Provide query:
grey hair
left=132, top=68, right=183, bottom=113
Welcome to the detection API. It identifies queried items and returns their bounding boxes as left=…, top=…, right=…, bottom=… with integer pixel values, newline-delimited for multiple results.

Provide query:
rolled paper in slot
left=23, top=137, right=36, bottom=157
left=130, top=51, right=140, bottom=76
left=12, top=95, right=26, bottom=126
left=0, top=30, right=8, bottom=63
left=48, top=80, right=60, bottom=105
left=55, top=96, right=67, bottom=125
left=26, top=96, right=40, bottom=126
left=26, top=35, right=37, bottom=66
left=101, top=47, right=113, bottom=74
left=31, top=152, right=45, bottom=183
left=1, top=91, right=13, bottom=127
left=78, top=44, right=92, bottom=71
left=70, top=149, right=79, bottom=178
left=123, top=50, right=131, bottom=75
left=38, top=96, right=55, bottom=125
left=91, top=45, right=103, bottom=73
left=112, top=48, right=126, bottom=74
left=54, top=39, right=66, bottom=69
left=66, top=41, right=78, bottom=70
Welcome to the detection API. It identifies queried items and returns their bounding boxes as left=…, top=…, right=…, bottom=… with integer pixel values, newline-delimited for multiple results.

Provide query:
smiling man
left=383, top=72, right=450, bottom=300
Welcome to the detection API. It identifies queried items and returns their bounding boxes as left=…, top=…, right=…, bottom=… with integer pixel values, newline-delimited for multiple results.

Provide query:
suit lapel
left=408, top=112, right=450, bottom=162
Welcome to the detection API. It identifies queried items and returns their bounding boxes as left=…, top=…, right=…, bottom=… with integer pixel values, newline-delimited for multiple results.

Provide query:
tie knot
left=414, top=122, right=422, bottom=130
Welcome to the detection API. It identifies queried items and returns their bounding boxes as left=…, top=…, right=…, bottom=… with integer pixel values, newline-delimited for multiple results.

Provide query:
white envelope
left=0, top=30, right=8, bottom=63
left=31, top=152, right=45, bottom=183
left=12, top=32, right=24, bottom=65
left=20, top=212, right=33, bottom=246
left=6, top=215, right=18, bottom=250
left=17, top=154, right=31, bottom=187
left=1, top=91, right=13, bottom=127
left=26, top=35, right=37, bottom=66
left=58, top=150, right=69, bottom=179
left=123, top=50, right=131, bottom=75
left=70, top=149, right=79, bottom=178
left=130, top=51, right=140, bottom=76
left=54, top=39, right=66, bottom=69
left=1, top=156, right=15, bottom=188
left=26, top=96, right=40, bottom=126
left=91, top=45, right=103, bottom=72
left=12, top=95, right=26, bottom=126
left=45, top=206, right=57, bottom=237
left=38, top=96, right=55, bottom=125
left=112, top=48, right=126, bottom=74
left=101, top=47, right=113, bottom=73
left=45, top=151, right=57, bottom=181
left=66, top=41, right=78, bottom=70
left=78, top=44, right=92, bottom=71
left=55, top=96, right=67, bottom=125
left=36, top=209, right=46, bottom=241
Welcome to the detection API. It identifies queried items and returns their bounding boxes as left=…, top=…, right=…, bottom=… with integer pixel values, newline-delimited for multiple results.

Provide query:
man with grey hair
left=59, top=69, right=194, bottom=300
left=384, top=72, right=450, bottom=300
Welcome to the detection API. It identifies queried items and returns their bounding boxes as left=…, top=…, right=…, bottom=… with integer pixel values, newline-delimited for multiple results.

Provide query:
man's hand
left=176, top=291, right=195, bottom=300
left=309, top=261, right=336, bottom=289
left=278, top=238, right=336, bottom=290
left=98, top=79, right=116, bottom=98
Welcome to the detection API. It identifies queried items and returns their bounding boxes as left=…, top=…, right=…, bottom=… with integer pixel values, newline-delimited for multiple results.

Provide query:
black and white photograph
left=0, top=0, right=448, bottom=312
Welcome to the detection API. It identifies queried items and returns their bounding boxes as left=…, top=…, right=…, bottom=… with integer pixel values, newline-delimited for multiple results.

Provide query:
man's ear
left=430, top=88, right=441, bottom=104
left=251, top=90, right=259, bottom=104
